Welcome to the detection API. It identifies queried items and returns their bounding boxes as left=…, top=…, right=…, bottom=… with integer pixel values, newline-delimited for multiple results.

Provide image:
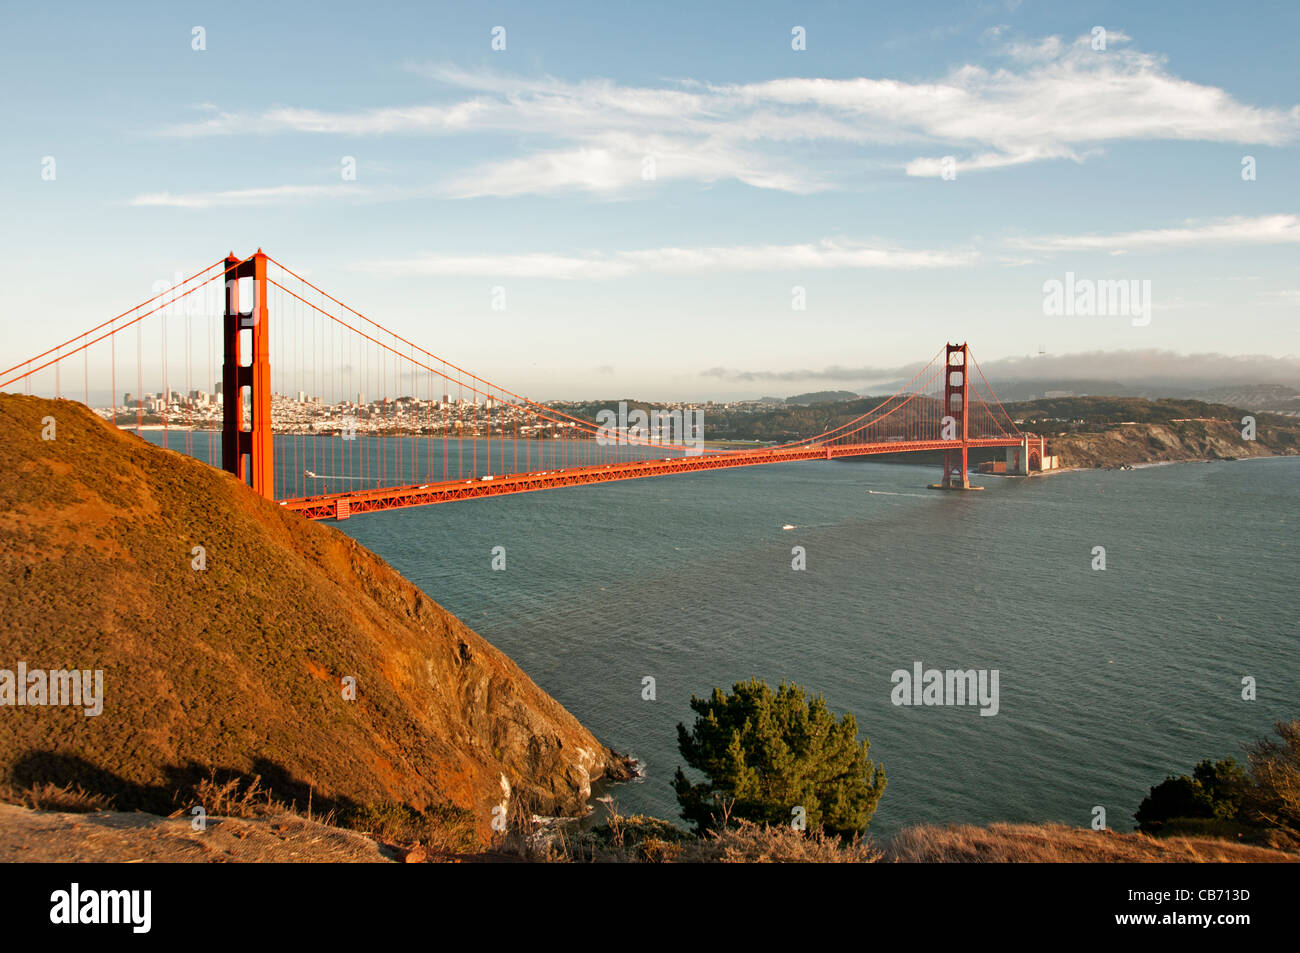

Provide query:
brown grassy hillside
left=0, top=394, right=632, bottom=843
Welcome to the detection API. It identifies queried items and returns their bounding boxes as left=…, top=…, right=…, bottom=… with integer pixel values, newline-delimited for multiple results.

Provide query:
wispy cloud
left=129, top=184, right=369, bottom=209
left=152, top=32, right=1300, bottom=198
left=440, top=138, right=821, bottom=198
left=355, top=239, right=977, bottom=279
left=1011, top=214, right=1300, bottom=253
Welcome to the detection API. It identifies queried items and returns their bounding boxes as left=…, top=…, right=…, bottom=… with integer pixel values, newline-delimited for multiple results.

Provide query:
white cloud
left=130, top=184, right=367, bottom=209
left=1012, top=214, right=1300, bottom=253
left=905, top=145, right=1077, bottom=176
left=356, top=239, right=977, bottom=279
left=441, top=136, right=821, bottom=198
left=152, top=33, right=1300, bottom=197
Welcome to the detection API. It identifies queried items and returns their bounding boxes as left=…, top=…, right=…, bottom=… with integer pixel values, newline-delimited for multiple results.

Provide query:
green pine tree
left=672, top=678, right=885, bottom=837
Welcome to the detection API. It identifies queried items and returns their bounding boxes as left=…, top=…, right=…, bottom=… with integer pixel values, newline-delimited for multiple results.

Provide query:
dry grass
left=7, top=781, right=1297, bottom=863
left=3, top=781, right=114, bottom=813
left=884, top=822, right=1300, bottom=863
left=180, top=773, right=285, bottom=820
left=680, top=820, right=882, bottom=863
left=484, top=797, right=1299, bottom=864
left=523, top=816, right=1298, bottom=863
left=492, top=799, right=880, bottom=863
left=172, top=773, right=480, bottom=855
left=0, top=801, right=395, bottom=863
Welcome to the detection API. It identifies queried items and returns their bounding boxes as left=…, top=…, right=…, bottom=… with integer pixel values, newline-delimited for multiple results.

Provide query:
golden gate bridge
left=1, top=251, right=1046, bottom=520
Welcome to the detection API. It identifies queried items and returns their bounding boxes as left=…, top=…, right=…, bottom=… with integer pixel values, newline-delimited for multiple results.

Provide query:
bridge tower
left=940, top=342, right=971, bottom=489
left=221, top=251, right=274, bottom=499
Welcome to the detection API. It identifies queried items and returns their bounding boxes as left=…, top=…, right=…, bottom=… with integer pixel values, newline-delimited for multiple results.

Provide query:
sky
left=2, top=0, right=1298, bottom=400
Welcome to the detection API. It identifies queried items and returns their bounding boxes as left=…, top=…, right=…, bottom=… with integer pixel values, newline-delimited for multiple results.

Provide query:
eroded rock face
left=0, top=394, right=633, bottom=843
left=1051, top=419, right=1292, bottom=469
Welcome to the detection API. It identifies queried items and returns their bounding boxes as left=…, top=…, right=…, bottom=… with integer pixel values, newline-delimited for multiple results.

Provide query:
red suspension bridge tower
left=221, top=251, right=274, bottom=498
left=935, top=341, right=976, bottom=491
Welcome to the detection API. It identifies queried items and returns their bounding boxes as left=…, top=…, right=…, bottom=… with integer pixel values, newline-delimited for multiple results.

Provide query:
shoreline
left=979, top=450, right=1291, bottom=481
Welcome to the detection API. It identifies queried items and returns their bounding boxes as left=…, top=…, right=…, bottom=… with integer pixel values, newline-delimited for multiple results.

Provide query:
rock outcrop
left=1049, top=418, right=1295, bottom=469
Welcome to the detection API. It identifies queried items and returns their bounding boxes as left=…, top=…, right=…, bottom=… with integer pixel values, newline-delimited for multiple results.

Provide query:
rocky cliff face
left=1049, top=418, right=1297, bottom=469
left=0, top=395, right=632, bottom=842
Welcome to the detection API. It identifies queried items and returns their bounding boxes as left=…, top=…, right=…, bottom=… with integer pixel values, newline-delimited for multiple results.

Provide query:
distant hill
left=1003, top=394, right=1252, bottom=425
left=785, top=390, right=860, bottom=406
left=1192, top=384, right=1300, bottom=415
left=984, top=379, right=1300, bottom=409
left=975, top=380, right=1135, bottom=401
left=0, top=394, right=632, bottom=844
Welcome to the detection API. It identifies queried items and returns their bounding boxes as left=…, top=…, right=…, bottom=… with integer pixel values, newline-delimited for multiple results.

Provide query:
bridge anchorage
left=2, top=249, right=1049, bottom=520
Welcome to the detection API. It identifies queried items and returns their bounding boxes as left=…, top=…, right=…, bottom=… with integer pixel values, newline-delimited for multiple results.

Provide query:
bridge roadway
left=279, top=437, right=1026, bottom=520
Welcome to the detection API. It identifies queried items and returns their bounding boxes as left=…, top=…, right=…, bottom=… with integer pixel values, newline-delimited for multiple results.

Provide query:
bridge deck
left=280, top=438, right=1026, bottom=519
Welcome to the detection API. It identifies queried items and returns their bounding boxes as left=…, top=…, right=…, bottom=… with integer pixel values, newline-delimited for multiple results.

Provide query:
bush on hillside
left=672, top=678, right=885, bottom=837
left=1136, top=720, right=1300, bottom=847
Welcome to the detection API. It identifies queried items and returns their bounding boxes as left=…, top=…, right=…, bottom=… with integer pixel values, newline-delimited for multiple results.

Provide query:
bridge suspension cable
left=1, top=250, right=1035, bottom=516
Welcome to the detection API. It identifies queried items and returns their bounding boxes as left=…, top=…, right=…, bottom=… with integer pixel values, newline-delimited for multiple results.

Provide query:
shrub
left=1135, top=758, right=1248, bottom=834
left=345, top=800, right=478, bottom=853
left=1244, top=720, right=1300, bottom=840
left=1135, top=720, right=1300, bottom=846
left=672, top=678, right=885, bottom=837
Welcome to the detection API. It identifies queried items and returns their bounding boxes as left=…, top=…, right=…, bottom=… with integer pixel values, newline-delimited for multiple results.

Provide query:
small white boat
left=782, top=524, right=796, bottom=530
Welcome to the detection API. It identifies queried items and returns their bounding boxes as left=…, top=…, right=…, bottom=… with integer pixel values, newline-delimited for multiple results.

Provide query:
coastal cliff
left=1046, top=418, right=1297, bottom=469
left=0, top=394, right=633, bottom=843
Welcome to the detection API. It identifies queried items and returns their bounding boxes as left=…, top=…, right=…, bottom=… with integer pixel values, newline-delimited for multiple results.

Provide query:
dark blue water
left=139, top=430, right=1300, bottom=834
